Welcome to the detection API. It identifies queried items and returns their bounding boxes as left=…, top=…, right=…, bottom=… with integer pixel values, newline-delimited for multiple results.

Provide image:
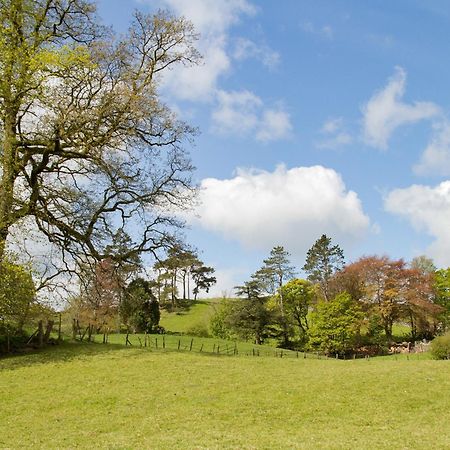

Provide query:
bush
left=431, top=333, right=450, bottom=360
left=209, top=300, right=235, bottom=340
left=0, top=259, right=36, bottom=335
left=186, top=324, right=209, bottom=337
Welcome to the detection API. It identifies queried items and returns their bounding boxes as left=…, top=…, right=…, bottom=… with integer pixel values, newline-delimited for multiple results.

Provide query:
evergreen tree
left=254, top=246, right=295, bottom=346
left=302, top=235, right=344, bottom=300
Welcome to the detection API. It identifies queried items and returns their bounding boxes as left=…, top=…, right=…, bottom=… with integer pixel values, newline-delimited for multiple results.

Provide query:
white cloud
left=233, top=37, right=280, bottom=69
left=316, top=117, right=352, bottom=149
left=316, top=132, right=352, bottom=150
left=321, top=118, right=343, bottom=134
left=212, top=91, right=292, bottom=142
left=255, top=108, right=293, bottom=142
left=157, top=0, right=256, bottom=101
left=212, top=90, right=262, bottom=135
left=362, top=66, right=440, bottom=150
left=385, top=181, right=450, bottom=266
left=414, top=121, right=450, bottom=176
left=188, top=165, right=370, bottom=257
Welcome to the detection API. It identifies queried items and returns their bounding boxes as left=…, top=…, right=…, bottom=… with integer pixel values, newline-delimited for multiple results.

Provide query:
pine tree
left=302, top=235, right=344, bottom=301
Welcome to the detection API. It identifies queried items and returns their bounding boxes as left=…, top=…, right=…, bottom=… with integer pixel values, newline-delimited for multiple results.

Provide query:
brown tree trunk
left=0, top=113, right=18, bottom=261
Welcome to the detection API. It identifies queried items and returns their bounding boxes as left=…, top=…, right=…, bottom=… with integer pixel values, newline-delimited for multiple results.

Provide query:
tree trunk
left=0, top=113, right=18, bottom=261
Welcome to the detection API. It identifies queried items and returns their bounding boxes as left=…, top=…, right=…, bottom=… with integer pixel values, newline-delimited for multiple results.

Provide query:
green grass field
left=1, top=342, right=449, bottom=449
left=159, top=298, right=221, bottom=334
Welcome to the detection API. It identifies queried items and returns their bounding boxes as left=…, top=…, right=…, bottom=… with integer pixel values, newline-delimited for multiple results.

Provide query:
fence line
left=94, top=332, right=326, bottom=360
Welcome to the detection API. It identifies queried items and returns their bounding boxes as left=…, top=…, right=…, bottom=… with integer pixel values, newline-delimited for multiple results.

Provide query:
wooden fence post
left=58, top=313, right=62, bottom=342
left=189, top=338, right=193, bottom=351
left=163, top=336, right=165, bottom=349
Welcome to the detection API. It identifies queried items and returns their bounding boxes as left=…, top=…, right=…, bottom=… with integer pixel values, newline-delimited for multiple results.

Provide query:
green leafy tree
left=0, top=1, right=200, bottom=273
left=434, top=268, right=450, bottom=331
left=308, top=293, right=363, bottom=356
left=303, top=235, right=344, bottom=301
left=191, top=264, right=216, bottom=300
left=0, top=259, right=36, bottom=334
left=121, top=278, right=159, bottom=333
left=209, top=300, right=236, bottom=340
left=230, top=280, right=273, bottom=345
left=279, top=279, right=315, bottom=342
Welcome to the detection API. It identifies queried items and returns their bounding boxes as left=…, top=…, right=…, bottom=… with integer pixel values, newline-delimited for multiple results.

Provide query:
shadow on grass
left=0, top=341, right=131, bottom=371
left=162, top=299, right=212, bottom=315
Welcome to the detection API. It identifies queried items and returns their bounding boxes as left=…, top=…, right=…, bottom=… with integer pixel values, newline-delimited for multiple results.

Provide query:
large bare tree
left=0, top=1, right=200, bottom=276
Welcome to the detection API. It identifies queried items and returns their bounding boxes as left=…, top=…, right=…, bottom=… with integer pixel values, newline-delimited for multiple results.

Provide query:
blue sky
left=96, top=0, right=450, bottom=295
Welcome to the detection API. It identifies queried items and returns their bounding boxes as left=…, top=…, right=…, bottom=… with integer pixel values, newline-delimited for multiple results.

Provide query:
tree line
left=211, top=235, right=450, bottom=356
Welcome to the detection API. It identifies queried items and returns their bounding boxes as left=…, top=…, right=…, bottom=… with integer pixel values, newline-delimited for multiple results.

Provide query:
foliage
left=308, top=293, right=363, bottom=355
left=185, top=323, right=210, bottom=338
left=0, top=1, right=200, bottom=283
left=155, top=248, right=216, bottom=306
left=303, top=234, right=345, bottom=300
left=337, top=256, right=440, bottom=341
left=434, top=268, right=450, bottom=330
left=0, top=259, right=36, bottom=334
left=191, top=264, right=216, bottom=300
left=231, top=280, right=274, bottom=344
left=430, top=333, right=450, bottom=360
left=253, top=245, right=295, bottom=346
left=255, top=246, right=295, bottom=295
left=122, top=278, right=160, bottom=333
left=209, top=300, right=236, bottom=340
left=279, top=279, right=315, bottom=342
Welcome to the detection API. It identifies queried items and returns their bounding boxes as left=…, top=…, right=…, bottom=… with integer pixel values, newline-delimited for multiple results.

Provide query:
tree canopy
left=0, top=0, right=200, bottom=279
left=302, top=234, right=344, bottom=300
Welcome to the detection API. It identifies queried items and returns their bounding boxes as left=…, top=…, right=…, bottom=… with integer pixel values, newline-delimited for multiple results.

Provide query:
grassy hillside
left=159, top=298, right=222, bottom=334
left=1, top=343, right=449, bottom=449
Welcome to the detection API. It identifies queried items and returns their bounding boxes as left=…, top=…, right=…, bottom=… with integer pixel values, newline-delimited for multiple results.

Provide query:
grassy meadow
left=1, top=342, right=450, bottom=449
left=1, top=301, right=446, bottom=449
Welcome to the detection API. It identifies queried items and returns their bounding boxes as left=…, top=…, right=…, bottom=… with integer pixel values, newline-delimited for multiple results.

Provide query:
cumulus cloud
left=385, top=181, right=450, bottom=266
left=212, top=91, right=292, bottom=141
left=362, top=67, right=439, bottom=150
left=414, top=121, right=450, bottom=176
left=188, top=165, right=370, bottom=257
left=233, top=37, right=280, bottom=69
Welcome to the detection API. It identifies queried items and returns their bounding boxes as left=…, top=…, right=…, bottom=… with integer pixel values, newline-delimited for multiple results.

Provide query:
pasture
left=1, top=342, right=449, bottom=449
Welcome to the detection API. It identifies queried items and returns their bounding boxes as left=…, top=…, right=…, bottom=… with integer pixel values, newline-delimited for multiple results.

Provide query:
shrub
left=0, top=260, right=36, bottom=334
left=186, top=324, right=209, bottom=337
left=431, top=333, right=450, bottom=360
left=209, top=300, right=235, bottom=340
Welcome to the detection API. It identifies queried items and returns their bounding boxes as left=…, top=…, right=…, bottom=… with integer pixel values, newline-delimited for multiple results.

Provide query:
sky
left=96, top=0, right=450, bottom=296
